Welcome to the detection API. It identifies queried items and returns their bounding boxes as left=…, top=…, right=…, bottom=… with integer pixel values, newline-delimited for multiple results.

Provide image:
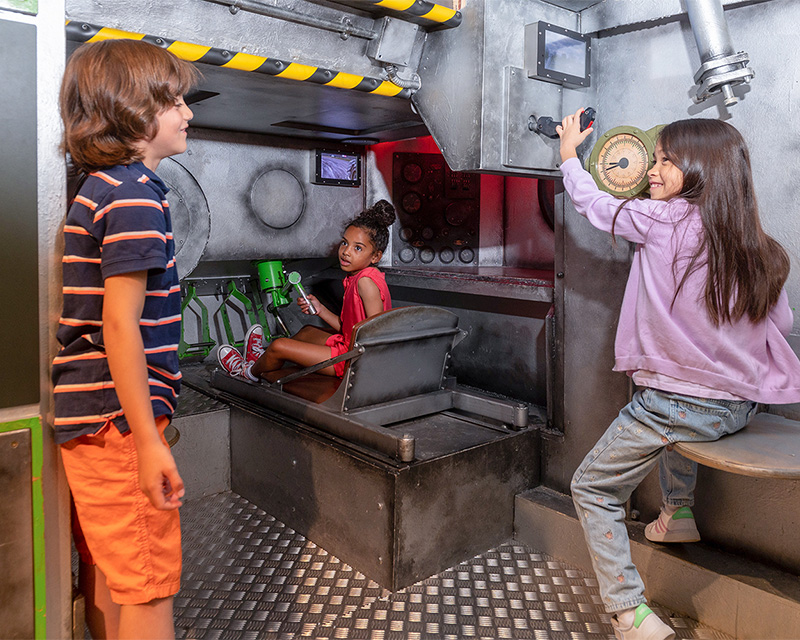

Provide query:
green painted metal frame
left=217, top=281, right=262, bottom=348
left=178, top=282, right=216, bottom=360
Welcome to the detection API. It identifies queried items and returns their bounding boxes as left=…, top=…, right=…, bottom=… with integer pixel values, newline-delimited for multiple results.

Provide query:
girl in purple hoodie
left=557, top=110, right=800, bottom=640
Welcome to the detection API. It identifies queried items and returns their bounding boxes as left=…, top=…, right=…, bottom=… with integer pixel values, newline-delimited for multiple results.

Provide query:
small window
left=531, top=22, right=591, bottom=88
left=312, top=150, right=362, bottom=187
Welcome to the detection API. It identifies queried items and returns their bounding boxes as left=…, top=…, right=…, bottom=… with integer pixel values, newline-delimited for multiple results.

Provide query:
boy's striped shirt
left=52, top=163, right=181, bottom=443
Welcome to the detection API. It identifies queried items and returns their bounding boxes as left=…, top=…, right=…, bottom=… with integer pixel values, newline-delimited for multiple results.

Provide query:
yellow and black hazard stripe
left=345, top=0, right=461, bottom=29
left=65, top=21, right=413, bottom=98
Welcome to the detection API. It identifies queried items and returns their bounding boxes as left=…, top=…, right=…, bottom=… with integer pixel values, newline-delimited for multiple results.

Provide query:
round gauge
left=587, top=125, right=659, bottom=198
left=403, top=163, right=423, bottom=183
left=419, top=246, right=435, bottom=263
left=399, top=227, right=413, bottom=242
left=458, top=247, right=475, bottom=263
left=402, top=191, right=422, bottom=214
left=398, top=247, right=415, bottom=263
left=445, top=201, right=473, bottom=227
left=439, top=247, right=455, bottom=264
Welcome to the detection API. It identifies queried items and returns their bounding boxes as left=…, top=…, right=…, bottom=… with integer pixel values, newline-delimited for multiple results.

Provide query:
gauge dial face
left=402, top=192, right=422, bottom=214
left=596, top=134, right=649, bottom=195
left=403, top=163, right=423, bottom=183
left=588, top=126, right=658, bottom=198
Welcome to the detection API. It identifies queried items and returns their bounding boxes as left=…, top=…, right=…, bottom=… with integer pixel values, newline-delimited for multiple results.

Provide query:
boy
left=54, top=39, right=198, bottom=639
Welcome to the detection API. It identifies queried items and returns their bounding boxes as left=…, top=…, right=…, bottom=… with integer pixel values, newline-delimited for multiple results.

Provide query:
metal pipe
left=684, top=0, right=754, bottom=106
left=204, top=0, right=377, bottom=40
left=685, top=0, right=735, bottom=61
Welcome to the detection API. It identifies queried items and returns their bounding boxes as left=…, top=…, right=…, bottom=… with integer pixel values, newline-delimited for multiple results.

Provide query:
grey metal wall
left=172, top=128, right=363, bottom=268
left=65, top=0, right=423, bottom=80
left=547, top=0, right=800, bottom=573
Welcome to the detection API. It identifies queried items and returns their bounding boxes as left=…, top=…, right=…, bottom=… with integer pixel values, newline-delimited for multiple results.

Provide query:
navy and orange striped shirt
left=52, top=162, right=181, bottom=443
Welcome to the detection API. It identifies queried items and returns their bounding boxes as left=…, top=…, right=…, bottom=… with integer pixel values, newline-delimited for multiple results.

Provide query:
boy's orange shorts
left=61, top=416, right=181, bottom=605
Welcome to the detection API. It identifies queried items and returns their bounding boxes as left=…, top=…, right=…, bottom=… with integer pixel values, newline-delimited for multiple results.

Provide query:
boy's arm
left=357, top=277, right=385, bottom=318
left=103, top=271, right=184, bottom=511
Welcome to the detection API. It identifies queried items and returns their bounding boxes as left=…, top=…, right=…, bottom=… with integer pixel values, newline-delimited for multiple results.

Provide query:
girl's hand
left=556, top=107, right=594, bottom=162
left=298, top=293, right=320, bottom=315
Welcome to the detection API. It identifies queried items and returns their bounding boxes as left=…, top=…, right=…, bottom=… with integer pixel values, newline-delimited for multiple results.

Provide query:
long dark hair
left=615, top=119, right=788, bottom=325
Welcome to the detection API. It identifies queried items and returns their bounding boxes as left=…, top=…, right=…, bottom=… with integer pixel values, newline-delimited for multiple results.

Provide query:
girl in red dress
left=218, top=200, right=394, bottom=379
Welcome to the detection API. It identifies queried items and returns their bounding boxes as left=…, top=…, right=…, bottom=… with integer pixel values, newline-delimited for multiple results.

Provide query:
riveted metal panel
left=503, top=66, right=562, bottom=172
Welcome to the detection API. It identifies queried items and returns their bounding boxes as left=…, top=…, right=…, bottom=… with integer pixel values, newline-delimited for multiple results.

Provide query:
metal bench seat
left=211, top=306, right=529, bottom=462
left=673, top=411, right=800, bottom=479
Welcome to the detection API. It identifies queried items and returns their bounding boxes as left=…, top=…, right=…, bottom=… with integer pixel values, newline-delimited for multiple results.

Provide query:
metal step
left=515, top=486, right=800, bottom=639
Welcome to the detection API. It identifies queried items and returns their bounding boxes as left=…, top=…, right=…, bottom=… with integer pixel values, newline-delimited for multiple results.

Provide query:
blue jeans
left=570, top=388, right=756, bottom=612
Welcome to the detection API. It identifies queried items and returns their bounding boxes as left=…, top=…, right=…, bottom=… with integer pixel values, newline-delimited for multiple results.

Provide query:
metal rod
left=204, top=0, right=377, bottom=40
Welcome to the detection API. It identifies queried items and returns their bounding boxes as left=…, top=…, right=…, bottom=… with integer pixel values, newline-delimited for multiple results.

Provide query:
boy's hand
left=138, top=439, right=185, bottom=510
left=556, top=107, right=594, bottom=162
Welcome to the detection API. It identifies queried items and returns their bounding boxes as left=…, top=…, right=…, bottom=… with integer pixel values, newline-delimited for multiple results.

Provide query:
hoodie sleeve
left=560, top=157, right=665, bottom=245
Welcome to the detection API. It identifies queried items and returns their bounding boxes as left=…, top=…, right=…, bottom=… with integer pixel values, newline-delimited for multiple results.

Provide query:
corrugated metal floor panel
left=176, top=491, right=731, bottom=640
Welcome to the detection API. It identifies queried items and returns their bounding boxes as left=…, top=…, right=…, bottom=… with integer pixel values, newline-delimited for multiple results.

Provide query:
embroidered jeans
left=570, top=387, right=756, bottom=612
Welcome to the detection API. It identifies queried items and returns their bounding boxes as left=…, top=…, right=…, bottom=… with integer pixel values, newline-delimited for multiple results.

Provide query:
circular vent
left=250, top=169, right=305, bottom=229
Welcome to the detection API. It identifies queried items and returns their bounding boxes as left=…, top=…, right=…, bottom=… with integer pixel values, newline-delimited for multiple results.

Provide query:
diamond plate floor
left=176, top=492, right=731, bottom=640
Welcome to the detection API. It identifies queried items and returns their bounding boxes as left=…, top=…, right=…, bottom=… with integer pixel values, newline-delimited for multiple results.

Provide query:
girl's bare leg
left=252, top=335, right=336, bottom=376
left=292, top=325, right=334, bottom=345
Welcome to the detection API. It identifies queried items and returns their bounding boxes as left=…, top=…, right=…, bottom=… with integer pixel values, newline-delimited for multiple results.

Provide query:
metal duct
left=685, top=0, right=754, bottom=106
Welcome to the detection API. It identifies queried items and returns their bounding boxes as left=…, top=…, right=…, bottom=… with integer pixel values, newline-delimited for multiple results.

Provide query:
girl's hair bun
left=345, top=199, right=396, bottom=254
left=362, top=199, right=396, bottom=228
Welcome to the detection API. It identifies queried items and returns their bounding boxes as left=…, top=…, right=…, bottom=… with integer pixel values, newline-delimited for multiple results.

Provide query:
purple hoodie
left=561, top=157, right=800, bottom=404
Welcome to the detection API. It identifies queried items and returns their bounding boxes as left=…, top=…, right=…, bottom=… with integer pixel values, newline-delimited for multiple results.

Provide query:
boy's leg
left=73, top=499, right=121, bottom=639
left=119, top=596, right=175, bottom=640
left=62, top=417, right=181, bottom=637
left=80, top=561, right=120, bottom=640
left=571, top=389, right=671, bottom=613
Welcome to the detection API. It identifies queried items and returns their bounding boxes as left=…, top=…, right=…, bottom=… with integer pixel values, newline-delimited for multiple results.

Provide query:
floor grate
left=176, top=491, right=731, bottom=640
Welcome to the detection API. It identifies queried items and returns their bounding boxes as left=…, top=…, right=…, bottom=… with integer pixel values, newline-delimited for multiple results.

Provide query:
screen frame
left=312, top=149, right=362, bottom=187
left=535, top=21, right=591, bottom=88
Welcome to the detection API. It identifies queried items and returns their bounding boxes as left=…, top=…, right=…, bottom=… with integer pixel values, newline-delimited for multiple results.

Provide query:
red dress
left=325, top=266, right=391, bottom=377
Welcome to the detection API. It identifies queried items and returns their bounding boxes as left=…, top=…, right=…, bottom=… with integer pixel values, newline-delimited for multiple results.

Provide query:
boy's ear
left=371, top=250, right=383, bottom=264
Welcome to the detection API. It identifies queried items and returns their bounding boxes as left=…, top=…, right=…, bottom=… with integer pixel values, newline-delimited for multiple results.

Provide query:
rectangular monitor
left=312, top=150, right=362, bottom=187
left=533, top=22, right=590, bottom=87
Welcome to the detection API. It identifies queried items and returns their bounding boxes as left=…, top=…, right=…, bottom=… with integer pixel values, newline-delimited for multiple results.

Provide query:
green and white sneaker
left=645, top=506, right=701, bottom=543
left=612, top=604, right=676, bottom=640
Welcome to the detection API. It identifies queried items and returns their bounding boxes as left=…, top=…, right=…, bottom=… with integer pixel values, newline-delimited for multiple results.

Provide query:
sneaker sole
left=644, top=525, right=700, bottom=544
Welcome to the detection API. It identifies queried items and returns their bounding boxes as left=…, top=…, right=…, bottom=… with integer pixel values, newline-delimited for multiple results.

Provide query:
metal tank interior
left=4, top=0, right=800, bottom=638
